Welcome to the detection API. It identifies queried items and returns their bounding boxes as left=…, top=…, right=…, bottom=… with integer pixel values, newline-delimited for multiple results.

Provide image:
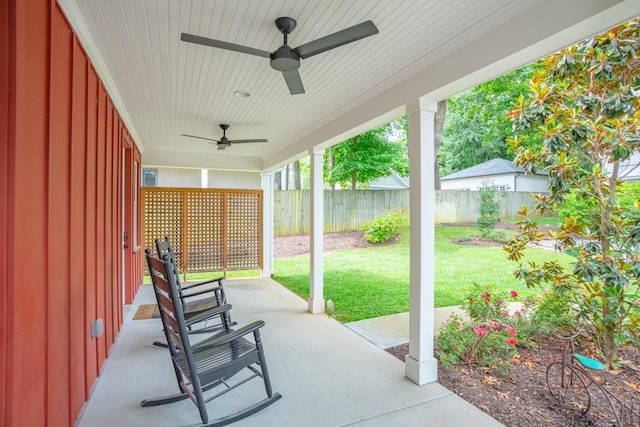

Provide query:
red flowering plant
left=436, top=284, right=536, bottom=375
left=437, top=283, right=576, bottom=375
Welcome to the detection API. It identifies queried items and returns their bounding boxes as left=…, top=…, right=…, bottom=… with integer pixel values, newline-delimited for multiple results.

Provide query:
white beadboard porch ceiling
left=58, top=0, right=639, bottom=172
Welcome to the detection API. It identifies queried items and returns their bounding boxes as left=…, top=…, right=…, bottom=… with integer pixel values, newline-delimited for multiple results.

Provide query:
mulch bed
left=273, top=222, right=558, bottom=256
left=387, top=339, right=640, bottom=426
left=273, top=222, right=511, bottom=257
left=451, top=235, right=505, bottom=247
left=274, top=230, right=397, bottom=258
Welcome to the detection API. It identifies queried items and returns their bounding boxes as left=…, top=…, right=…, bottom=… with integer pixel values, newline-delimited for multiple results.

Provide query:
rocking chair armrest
left=195, top=321, right=265, bottom=349
left=185, top=303, right=233, bottom=326
left=181, top=277, right=224, bottom=291
left=180, top=285, right=224, bottom=300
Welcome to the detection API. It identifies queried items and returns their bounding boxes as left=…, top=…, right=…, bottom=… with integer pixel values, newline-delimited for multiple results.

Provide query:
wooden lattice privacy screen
left=142, top=188, right=263, bottom=275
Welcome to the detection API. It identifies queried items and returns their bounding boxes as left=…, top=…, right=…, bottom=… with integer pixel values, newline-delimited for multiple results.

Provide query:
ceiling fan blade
left=229, top=139, right=269, bottom=144
left=180, top=33, right=271, bottom=58
left=282, top=70, right=305, bottom=95
left=181, top=133, right=219, bottom=143
left=295, top=21, right=378, bottom=59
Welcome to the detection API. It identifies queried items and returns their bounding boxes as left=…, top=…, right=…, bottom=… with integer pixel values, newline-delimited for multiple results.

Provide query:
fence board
left=274, top=189, right=541, bottom=236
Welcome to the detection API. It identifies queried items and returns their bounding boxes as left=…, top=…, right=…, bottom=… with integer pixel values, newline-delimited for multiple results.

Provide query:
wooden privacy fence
left=142, top=188, right=262, bottom=274
left=434, top=190, right=540, bottom=223
left=274, top=189, right=542, bottom=236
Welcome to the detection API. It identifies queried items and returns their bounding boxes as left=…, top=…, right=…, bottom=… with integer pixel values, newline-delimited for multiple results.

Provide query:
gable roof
left=611, top=152, right=640, bottom=181
left=369, top=170, right=410, bottom=189
left=441, top=158, right=534, bottom=180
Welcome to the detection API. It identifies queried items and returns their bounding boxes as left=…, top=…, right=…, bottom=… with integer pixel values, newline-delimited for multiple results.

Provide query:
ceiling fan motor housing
left=270, top=47, right=300, bottom=71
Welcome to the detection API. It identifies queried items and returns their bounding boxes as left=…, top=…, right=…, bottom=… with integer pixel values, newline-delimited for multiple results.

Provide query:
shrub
left=360, top=210, right=408, bottom=244
left=618, top=181, right=640, bottom=212
left=558, top=182, right=640, bottom=224
left=437, top=284, right=522, bottom=374
left=477, top=184, right=502, bottom=238
left=436, top=284, right=575, bottom=375
left=556, top=191, right=598, bottom=224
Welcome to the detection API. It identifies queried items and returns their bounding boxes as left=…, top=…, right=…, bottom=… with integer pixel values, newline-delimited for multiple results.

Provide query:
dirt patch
left=439, top=221, right=560, bottom=233
left=451, top=236, right=506, bottom=247
left=387, top=339, right=640, bottom=426
left=274, top=230, right=397, bottom=258
left=444, top=221, right=559, bottom=247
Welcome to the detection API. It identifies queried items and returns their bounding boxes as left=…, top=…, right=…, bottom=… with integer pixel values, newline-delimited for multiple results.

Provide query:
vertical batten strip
left=95, top=84, right=106, bottom=366
left=104, top=101, right=113, bottom=346
left=47, top=6, right=73, bottom=424
left=70, top=33, right=88, bottom=415
left=0, top=0, right=9, bottom=418
left=84, top=65, right=99, bottom=392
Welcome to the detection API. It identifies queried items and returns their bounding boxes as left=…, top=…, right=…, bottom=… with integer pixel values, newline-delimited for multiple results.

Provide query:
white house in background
left=141, top=166, right=262, bottom=189
left=440, top=158, right=548, bottom=192
left=368, top=170, right=410, bottom=190
left=608, top=152, right=640, bottom=182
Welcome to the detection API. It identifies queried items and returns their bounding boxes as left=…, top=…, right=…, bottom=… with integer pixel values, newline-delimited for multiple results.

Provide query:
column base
left=308, top=298, right=325, bottom=314
left=260, top=269, right=273, bottom=278
left=405, top=355, right=438, bottom=385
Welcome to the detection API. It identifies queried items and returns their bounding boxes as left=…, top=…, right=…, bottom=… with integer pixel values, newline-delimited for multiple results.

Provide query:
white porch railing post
left=405, top=98, right=438, bottom=384
left=308, top=147, right=325, bottom=313
left=261, top=172, right=274, bottom=278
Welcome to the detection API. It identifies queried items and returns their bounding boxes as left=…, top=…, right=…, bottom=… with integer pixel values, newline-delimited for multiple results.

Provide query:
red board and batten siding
left=1, top=0, right=11, bottom=424
left=2, top=1, right=143, bottom=425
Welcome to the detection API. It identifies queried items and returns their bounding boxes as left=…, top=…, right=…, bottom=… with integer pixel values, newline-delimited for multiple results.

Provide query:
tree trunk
left=602, top=311, right=618, bottom=367
left=274, top=170, right=282, bottom=190
left=351, top=172, right=357, bottom=190
left=283, top=164, right=289, bottom=190
left=433, top=99, right=447, bottom=190
left=327, top=147, right=336, bottom=190
left=292, top=160, right=301, bottom=190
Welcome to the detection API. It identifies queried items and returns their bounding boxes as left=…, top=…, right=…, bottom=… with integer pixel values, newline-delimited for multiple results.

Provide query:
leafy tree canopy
left=439, top=64, right=542, bottom=176
left=324, top=122, right=408, bottom=189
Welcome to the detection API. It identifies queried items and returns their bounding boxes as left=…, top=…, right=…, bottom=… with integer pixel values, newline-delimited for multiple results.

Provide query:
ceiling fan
left=181, top=124, right=268, bottom=150
left=181, top=17, right=378, bottom=95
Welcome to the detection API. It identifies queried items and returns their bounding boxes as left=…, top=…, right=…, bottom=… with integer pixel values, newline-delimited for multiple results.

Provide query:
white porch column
left=308, top=147, right=325, bottom=313
left=405, top=98, right=438, bottom=385
left=201, top=169, right=208, bottom=188
left=261, top=172, right=274, bottom=278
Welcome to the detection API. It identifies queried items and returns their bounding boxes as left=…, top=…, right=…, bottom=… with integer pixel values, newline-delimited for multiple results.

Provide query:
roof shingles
left=442, top=158, right=527, bottom=180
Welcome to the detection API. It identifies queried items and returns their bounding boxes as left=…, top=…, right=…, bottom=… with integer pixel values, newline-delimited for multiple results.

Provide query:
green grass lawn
left=274, top=226, right=574, bottom=323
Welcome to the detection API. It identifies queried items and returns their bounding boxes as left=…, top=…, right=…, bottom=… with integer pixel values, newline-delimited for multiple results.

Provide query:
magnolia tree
left=505, top=19, right=640, bottom=367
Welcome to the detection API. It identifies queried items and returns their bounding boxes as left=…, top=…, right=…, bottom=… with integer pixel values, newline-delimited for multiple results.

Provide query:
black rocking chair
left=143, top=251, right=281, bottom=426
left=149, top=237, right=235, bottom=348
left=156, top=236, right=233, bottom=333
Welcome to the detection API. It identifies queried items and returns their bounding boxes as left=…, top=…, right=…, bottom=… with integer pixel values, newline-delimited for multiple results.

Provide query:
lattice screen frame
left=142, top=188, right=263, bottom=275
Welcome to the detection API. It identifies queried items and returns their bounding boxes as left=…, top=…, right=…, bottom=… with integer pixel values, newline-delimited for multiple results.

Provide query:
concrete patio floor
left=76, top=278, right=503, bottom=427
